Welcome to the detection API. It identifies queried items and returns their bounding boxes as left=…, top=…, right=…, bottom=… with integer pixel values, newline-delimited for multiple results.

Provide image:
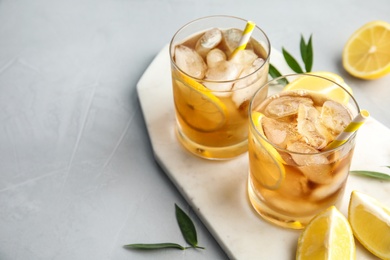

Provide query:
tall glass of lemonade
left=169, top=15, right=270, bottom=160
left=248, top=74, right=360, bottom=229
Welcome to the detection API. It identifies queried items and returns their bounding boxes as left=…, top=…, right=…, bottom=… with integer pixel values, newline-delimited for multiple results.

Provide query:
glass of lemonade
left=248, top=73, right=360, bottom=229
left=169, top=15, right=270, bottom=160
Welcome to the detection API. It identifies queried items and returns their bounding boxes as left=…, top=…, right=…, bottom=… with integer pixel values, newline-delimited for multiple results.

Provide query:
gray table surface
left=1, top=0, right=389, bottom=259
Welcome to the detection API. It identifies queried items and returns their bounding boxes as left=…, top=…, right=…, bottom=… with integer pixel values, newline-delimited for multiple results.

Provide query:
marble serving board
left=137, top=44, right=390, bottom=259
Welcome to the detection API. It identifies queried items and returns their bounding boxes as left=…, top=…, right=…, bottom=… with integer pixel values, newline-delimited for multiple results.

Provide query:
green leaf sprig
left=351, top=166, right=390, bottom=180
left=124, top=204, right=205, bottom=251
left=269, top=34, right=313, bottom=79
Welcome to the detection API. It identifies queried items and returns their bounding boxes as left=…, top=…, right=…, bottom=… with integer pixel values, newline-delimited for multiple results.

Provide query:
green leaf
left=299, top=35, right=307, bottom=62
left=300, top=34, right=313, bottom=72
left=268, top=63, right=282, bottom=79
left=123, top=243, right=187, bottom=250
left=305, top=35, right=313, bottom=72
left=175, top=204, right=204, bottom=249
left=351, top=170, right=390, bottom=180
left=269, top=64, right=289, bottom=85
left=282, top=48, right=304, bottom=73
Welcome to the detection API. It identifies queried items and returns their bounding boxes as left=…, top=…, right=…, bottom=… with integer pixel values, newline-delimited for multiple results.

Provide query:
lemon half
left=342, top=21, right=390, bottom=80
left=282, top=71, right=353, bottom=104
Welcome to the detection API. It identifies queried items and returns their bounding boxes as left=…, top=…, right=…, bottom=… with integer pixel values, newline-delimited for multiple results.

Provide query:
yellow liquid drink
left=170, top=16, right=270, bottom=160
left=248, top=74, right=360, bottom=229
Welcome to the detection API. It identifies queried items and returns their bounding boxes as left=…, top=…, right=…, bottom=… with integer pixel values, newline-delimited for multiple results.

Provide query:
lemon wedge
left=249, top=112, right=285, bottom=190
left=342, top=21, right=390, bottom=80
left=296, top=206, right=355, bottom=260
left=172, top=72, right=227, bottom=132
left=348, top=190, right=390, bottom=259
left=282, top=72, right=353, bottom=104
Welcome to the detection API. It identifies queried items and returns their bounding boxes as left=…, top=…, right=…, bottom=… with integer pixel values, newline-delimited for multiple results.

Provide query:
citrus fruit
left=282, top=71, right=353, bottom=104
left=249, top=112, right=285, bottom=189
left=348, top=190, right=390, bottom=259
left=342, top=21, right=390, bottom=79
left=296, top=206, right=355, bottom=260
left=173, top=73, right=227, bottom=132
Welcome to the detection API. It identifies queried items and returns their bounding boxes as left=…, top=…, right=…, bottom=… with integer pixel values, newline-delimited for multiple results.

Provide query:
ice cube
left=260, top=185, right=318, bottom=216
left=287, top=142, right=323, bottom=163
left=221, top=28, right=241, bottom=53
left=279, top=168, right=310, bottom=198
left=252, top=58, right=265, bottom=69
left=205, top=60, right=241, bottom=81
left=263, top=191, right=319, bottom=216
left=310, top=163, right=349, bottom=200
left=206, top=48, right=227, bottom=68
left=231, top=59, right=267, bottom=108
left=203, top=60, right=241, bottom=94
left=174, top=45, right=207, bottom=79
left=230, top=49, right=259, bottom=67
left=299, top=164, right=333, bottom=184
left=265, top=96, right=313, bottom=119
left=320, top=100, right=352, bottom=136
left=262, top=117, right=298, bottom=148
left=220, top=28, right=253, bottom=56
left=287, top=141, right=332, bottom=184
left=297, top=104, right=328, bottom=149
left=195, top=28, right=223, bottom=59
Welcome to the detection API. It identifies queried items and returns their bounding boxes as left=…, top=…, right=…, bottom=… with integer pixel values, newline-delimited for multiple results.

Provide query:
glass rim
left=169, top=15, right=271, bottom=89
left=249, top=73, right=360, bottom=155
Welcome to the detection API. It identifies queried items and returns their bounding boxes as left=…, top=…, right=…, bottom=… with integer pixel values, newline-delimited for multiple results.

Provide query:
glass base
left=247, top=178, right=310, bottom=230
left=175, top=128, right=248, bottom=160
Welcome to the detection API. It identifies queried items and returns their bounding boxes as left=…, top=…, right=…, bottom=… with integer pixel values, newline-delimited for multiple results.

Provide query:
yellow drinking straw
left=229, top=20, right=256, bottom=59
left=324, top=109, right=370, bottom=150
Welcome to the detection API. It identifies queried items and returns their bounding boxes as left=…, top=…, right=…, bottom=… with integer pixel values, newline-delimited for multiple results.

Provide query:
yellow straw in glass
left=323, top=109, right=370, bottom=150
left=229, top=20, right=256, bottom=59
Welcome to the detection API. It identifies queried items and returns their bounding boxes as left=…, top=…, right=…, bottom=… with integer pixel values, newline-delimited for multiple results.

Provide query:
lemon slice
left=173, top=73, right=227, bottom=132
left=348, top=190, right=390, bottom=259
left=249, top=112, right=285, bottom=190
left=282, top=71, right=353, bottom=104
left=342, top=21, right=390, bottom=80
left=296, top=206, right=355, bottom=260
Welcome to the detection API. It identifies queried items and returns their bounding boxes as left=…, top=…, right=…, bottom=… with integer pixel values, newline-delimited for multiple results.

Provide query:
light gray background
left=0, top=0, right=389, bottom=259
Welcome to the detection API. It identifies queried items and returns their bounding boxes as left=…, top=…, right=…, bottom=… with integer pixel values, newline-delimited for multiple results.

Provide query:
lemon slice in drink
left=342, top=21, right=390, bottom=80
left=249, top=112, right=285, bottom=190
left=282, top=71, right=353, bottom=104
left=296, top=206, right=355, bottom=260
left=173, top=73, right=227, bottom=132
left=348, top=190, right=390, bottom=259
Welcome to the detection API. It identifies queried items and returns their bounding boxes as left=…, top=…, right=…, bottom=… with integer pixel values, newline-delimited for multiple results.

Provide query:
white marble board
left=137, top=44, right=390, bottom=259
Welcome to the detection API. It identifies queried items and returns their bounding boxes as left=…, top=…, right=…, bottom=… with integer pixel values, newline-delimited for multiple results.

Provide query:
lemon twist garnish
left=173, top=72, right=227, bottom=132
left=250, top=112, right=285, bottom=190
